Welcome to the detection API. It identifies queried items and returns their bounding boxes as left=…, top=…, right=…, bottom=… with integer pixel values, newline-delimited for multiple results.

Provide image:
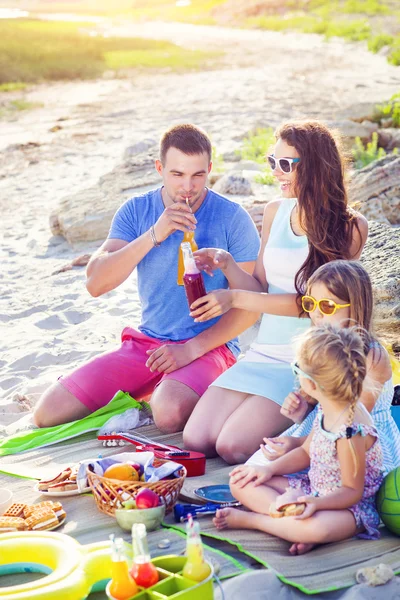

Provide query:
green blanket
left=0, top=391, right=147, bottom=456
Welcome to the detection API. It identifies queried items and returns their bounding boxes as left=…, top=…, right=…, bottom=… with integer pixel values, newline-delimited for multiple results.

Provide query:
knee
left=152, top=401, right=186, bottom=434
left=216, top=437, right=250, bottom=465
left=183, top=420, right=215, bottom=456
left=33, top=396, right=53, bottom=428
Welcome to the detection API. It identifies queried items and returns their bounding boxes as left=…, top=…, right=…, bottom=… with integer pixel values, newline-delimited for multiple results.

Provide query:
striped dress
left=211, top=198, right=310, bottom=404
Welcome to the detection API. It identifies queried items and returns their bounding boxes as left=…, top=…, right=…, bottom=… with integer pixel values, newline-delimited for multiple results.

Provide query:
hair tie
left=346, top=426, right=353, bottom=439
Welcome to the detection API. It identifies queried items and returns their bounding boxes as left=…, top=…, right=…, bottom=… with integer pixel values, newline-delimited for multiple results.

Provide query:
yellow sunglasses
left=302, top=295, right=350, bottom=316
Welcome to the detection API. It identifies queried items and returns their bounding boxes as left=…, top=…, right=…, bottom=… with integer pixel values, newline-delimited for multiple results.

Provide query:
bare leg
left=33, top=382, right=91, bottom=427
left=150, top=380, right=200, bottom=434
left=183, top=386, right=248, bottom=456
left=215, top=396, right=294, bottom=464
left=213, top=507, right=358, bottom=553
left=230, top=476, right=289, bottom=514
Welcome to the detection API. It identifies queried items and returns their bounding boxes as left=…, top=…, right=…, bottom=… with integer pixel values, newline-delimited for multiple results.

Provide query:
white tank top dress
left=211, top=198, right=310, bottom=405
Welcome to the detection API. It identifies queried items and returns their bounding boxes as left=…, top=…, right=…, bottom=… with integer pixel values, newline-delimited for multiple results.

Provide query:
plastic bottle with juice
left=181, top=242, right=206, bottom=310
left=177, top=197, right=197, bottom=285
left=108, top=535, right=138, bottom=600
left=130, top=523, right=159, bottom=588
left=182, top=514, right=212, bottom=582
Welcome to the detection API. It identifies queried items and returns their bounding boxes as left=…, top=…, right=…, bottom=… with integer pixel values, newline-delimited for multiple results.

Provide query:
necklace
left=323, top=402, right=350, bottom=433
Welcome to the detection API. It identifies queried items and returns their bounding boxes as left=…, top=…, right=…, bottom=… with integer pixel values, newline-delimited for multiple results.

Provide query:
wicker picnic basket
left=87, top=458, right=186, bottom=516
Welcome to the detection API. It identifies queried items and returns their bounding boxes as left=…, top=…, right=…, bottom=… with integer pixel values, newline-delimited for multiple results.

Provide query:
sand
left=1, top=20, right=400, bottom=435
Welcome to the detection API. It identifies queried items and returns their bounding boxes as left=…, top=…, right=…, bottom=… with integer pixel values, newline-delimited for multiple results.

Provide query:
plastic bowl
left=0, top=488, right=13, bottom=515
left=115, top=504, right=166, bottom=532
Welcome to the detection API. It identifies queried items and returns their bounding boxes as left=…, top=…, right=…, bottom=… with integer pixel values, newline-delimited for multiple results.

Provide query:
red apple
left=135, top=488, right=160, bottom=509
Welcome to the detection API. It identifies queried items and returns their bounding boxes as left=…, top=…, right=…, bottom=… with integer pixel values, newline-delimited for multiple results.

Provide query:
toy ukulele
left=97, top=431, right=206, bottom=477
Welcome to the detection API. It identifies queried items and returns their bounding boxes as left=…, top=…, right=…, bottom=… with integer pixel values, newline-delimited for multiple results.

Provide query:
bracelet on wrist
left=150, top=225, right=160, bottom=247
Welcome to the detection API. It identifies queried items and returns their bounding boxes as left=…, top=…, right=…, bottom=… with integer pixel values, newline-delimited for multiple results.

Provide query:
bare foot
left=213, top=508, right=247, bottom=530
left=289, top=542, right=316, bottom=555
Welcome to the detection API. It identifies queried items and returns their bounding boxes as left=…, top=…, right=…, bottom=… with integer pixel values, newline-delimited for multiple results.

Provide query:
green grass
left=243, top=0, right=400, bottom=64
left=0, top=82, right=28, bottom=92
left=374, top=92, right=400, bottom=127
left=351, top=132, right=387, bottom=168
left=0, top=18, right=221, bottom=85
left=0, top=97, right=43, bottom=118
left=236, top=127, right=277, bottom=185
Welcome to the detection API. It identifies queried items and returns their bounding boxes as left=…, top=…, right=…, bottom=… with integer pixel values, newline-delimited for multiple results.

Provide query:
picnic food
left=269, top=501, right=306, bottom=518
left=3, top=503, right=27, bottom=518
left=0, top=501, right=66, bottom=533
left=25, top=507, right=59, bottom=531
left=103, top=463, right=140, bottom=482
left=135, top=488, right=161, bottom=509
left=0, top=516, right=27, bottom=532
left=38, top=466, right=78, bottom=492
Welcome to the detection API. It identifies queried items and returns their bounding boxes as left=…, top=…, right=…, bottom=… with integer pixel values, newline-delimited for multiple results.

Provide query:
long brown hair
left=275, top=120, right=361, bottom=297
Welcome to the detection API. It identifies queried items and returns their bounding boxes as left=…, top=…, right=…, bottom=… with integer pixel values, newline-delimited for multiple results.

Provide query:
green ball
left=377, top=467, right=400, bottom=536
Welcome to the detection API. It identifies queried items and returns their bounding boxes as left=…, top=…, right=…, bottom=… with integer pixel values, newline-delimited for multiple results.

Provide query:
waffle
left=0, top=516, right=27, bottom=531
left=25, top=507, right=59, bottom=531
left=3, top=503, right=27, bottom=518
left=24, top=501, right=65, bottom=521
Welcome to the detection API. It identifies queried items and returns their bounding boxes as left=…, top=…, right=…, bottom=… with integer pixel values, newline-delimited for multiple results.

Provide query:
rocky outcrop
left=349, top=154, right=400, bottom=225
left=50, top=152, right=160, bottom=244
left=212, top=173, right=254, bottom=196
left=360, top=221, right=400, bottom=346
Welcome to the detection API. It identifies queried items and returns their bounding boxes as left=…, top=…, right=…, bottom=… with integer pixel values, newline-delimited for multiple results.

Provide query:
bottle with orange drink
left=108, top=535, right=138, bottom=600
left=182, top=514, right=211, bottom=582
left=177, top=197, right=198, bottom=285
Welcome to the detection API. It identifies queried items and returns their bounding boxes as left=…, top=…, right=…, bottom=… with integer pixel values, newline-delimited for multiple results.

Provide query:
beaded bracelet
left=150, top=225, right=160, bottom=247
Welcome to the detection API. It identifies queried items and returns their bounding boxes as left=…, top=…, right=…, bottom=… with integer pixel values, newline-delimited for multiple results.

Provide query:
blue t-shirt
left=108, top=187, right=260, bottom=355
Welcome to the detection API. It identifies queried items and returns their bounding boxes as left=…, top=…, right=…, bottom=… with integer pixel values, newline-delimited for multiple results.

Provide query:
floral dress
left=287, top=409, right=384, bottom=540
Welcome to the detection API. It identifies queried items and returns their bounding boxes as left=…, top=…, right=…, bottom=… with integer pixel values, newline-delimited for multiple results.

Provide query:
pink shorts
left=60, top=327, right=236, bottom=412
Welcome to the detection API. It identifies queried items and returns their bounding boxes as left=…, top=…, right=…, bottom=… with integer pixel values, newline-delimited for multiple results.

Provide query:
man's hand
left=193, top=248, right=232, bottom=276
left=260, top=436, right=301, bottom=461
left=153, top=203, right=197, bottom=243
left=145, top=343, right=196, bottom=374
left=280, top=392, right=310, bottom=423
left=229, top=464, right=273, bottom=488
left=190, top=289, right=234, bottom=322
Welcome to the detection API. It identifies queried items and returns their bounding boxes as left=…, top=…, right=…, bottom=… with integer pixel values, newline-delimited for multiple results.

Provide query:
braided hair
left=296, top=324, right=367, bottom=475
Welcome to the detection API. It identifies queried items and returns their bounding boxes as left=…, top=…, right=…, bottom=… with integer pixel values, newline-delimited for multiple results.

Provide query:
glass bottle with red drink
left=130, top=523, right=159, bottom=588
left=181, top=242, right=206, bottom=309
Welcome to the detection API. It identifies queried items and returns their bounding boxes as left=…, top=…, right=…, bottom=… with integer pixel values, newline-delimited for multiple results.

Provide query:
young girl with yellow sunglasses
left=248, top=259, right=400, bottom=477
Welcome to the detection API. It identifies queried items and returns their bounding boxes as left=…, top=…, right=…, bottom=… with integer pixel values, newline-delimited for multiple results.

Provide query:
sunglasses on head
left=267, top=154, right=300, bottom=173
left=302, top=295, right=351, bottom=316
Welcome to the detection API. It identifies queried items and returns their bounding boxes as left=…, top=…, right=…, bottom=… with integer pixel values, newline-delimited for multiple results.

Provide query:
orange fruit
left=103, top=463, right=139, bottom=482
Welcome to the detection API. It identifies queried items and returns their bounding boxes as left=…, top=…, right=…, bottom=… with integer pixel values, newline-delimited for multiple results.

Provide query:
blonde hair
left=296, top=324, right=367, bottom=474
left=307, top=260, right=375, bottom=342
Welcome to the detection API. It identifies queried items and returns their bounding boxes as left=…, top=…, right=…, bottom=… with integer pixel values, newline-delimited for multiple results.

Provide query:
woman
left=183, top=120, right=368, bottom=464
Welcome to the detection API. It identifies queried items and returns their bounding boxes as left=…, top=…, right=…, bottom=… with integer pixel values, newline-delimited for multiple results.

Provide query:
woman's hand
left=193, top=248, right=232, bottom=276
left=190, top=289, right=234, bottom=322
left=229, top=465, right=273, bottom=488
left=294, top=495, right=319, bottom=520
left=280, top=392, right=309, bottom=423
left=260, top=436, right=301, bottom=461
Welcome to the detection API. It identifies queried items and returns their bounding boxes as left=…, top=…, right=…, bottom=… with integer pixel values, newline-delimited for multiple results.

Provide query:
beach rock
left=349, top=154, right=400, bottom=225
left=327, top=120, right=378, bottom=146
left=123, top=138, right=157, bottom=159
left=335, top=101, right=378, bottom=123
left=377, top=128, right=400, bottom=151
left=212, top=173, right=253, bottom=195
left=360, top=221, right=400, bottom=345
left=50, top=152, right=160, bottom=244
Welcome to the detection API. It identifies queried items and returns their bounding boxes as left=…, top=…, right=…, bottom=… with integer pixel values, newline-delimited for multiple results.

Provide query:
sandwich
left=24, top=501, right=66, bottom=522
left=37, top=468, right=72, bottom=492
left=0, top=517, right=27, bottom=532
left=269, top=488, right=306, bottom=518
left=3, top=503, right=27, bottom=518
left=25, top=507, right=59, bottom=531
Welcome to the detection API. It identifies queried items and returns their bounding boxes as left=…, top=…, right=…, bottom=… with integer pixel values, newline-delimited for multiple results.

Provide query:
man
left=34, top=124, right=260, bottom=432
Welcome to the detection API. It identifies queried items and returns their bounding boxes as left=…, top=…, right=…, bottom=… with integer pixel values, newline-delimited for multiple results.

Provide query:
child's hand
left=294, top=495, right=318, bottom=520
left=229, top=465, right=272, bottom=488
left=260, top=436, right=300, bottom=460
left=280, top=392, right=309, bottom=423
